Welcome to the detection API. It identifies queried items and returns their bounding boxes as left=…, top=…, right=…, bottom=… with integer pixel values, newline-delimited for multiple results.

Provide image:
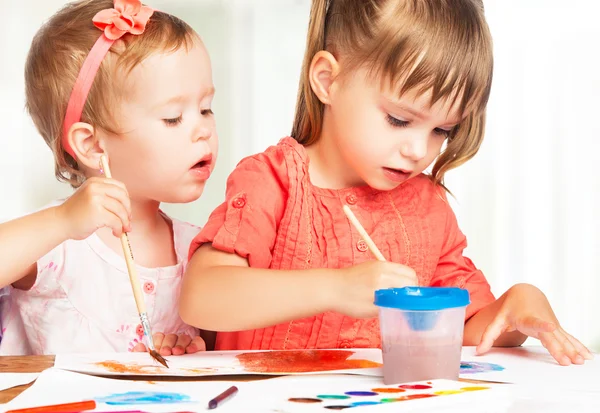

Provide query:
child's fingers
left=187, top=336, right=206, bottom=353
left=476, top=316, right=506, bottom=356
left=554, top=329, right=584, bottom=364
left=153, top=332, right=165, bottom=349
left=131, top=342, right=147, bottom=352
left=539, top=331, right=571, bottom=366
left=563, top=330, right=594, bottom=360
left=554, top=330, right=583, bottom=364
left=172, top=334, right=192, bottom=356
left=101, top=197, right=131, bottom=233
left=102, top=183, right=132, bottom=219
left=159, top=333, right=178, bottom=356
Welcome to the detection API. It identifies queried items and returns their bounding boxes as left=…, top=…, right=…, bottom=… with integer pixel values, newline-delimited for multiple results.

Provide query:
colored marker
left=5, top=400, right=96, bottom=413
left=208, top=385, right=239, bottom=409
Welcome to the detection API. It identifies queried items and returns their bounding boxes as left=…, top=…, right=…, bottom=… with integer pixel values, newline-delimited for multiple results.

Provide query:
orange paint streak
left=372, top=388, right=406, bottom=393
left=236, top=350, right=381, bottom=373
left=94, top=361, right=164, bottom=374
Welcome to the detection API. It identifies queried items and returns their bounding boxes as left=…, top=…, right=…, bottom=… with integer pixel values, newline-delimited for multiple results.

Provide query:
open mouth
left=383, top=167, right=413, bottom=183
left=191, top=155, right=212, bottom=170
left=384, top=167, right=412, bottom=175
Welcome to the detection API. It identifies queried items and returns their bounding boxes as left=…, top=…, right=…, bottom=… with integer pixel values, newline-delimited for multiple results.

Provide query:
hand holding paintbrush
left=99, top=155, right=168, bottom=368
left=342, top=204, right=418, bottom=302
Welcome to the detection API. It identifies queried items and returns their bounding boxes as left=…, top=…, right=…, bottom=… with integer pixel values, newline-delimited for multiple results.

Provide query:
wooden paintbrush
left=342, top=205, right=386, bottom=261
left=99, top=155, right=168, bottom=368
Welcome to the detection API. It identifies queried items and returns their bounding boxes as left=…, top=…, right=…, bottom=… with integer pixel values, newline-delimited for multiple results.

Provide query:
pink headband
left=62, top=0, right=154, bottom=159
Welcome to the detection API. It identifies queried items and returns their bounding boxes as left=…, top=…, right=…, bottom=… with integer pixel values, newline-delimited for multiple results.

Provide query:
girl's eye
left=433, top=128, right=452, bottom=138
left=201, top=109, right=214, bottom=116
left=386, top=114, right=409, bottom=128
left=163, top=115, right=183, bottom=127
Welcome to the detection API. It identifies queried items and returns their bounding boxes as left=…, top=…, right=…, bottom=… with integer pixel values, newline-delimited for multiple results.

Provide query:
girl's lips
left=383, top=167, right=412, bottom=183
left=190, top=155, right=213, bottom=180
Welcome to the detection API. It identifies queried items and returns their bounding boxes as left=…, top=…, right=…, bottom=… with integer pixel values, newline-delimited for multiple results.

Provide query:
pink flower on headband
left=93, top=0, right=154, bottom=41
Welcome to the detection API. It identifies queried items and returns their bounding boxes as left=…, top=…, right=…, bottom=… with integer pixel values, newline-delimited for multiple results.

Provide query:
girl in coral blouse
left=180, top=0, right=592, bottom=365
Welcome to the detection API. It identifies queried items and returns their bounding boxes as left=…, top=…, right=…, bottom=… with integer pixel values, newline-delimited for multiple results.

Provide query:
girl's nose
left=400, top=136, right=428, bottom=161
left=193, top=126, right=212, bottom=142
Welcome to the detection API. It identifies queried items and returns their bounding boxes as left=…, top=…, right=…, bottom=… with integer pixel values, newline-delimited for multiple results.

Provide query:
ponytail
left=291, top=0, right=329, bottom=145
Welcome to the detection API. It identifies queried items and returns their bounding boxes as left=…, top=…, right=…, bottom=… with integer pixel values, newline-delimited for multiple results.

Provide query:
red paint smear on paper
left=372, top=388, right=406, bottom=393
left=235, top=350, right=381, bottom=373
left=388, top=394, right=438, bottom=402
left=399, top=384, right=432, bottom=390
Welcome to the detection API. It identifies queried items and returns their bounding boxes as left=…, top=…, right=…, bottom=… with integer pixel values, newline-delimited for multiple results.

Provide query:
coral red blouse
left=190, top=138, right=494, bottom=350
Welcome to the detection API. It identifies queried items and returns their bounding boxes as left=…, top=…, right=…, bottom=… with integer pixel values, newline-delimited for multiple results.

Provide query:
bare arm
left=0, top=206, right=69, bottom=289
left=179, top=244, right=339, bottom=332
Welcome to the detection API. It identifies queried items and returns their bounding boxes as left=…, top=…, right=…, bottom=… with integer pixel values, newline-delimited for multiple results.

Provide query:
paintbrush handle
left=342, top=205, right=386, bottom=262
left=119, top=233, right=148, bottom=314
left=99, top=157, right=147, bottom=316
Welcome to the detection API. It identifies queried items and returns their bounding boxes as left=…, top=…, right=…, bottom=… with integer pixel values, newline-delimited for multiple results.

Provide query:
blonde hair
left=25, top=0, right=197, bottom=187
left=291, top=0, right=493, bottom=186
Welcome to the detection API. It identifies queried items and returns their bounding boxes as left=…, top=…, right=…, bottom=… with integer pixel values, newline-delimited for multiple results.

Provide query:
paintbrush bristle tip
left=149, top=349, right=169, bottom=368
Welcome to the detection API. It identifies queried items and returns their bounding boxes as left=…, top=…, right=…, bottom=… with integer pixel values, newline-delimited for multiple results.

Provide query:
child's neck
left=96, top=199, right=178, bottom=268
left=305, top=124, right=364, bottom=190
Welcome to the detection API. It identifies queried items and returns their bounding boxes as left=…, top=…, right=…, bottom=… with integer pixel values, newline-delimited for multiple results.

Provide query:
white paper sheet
left=54, top=348, right=383, bottom=377
left=1, top=368, right=254, bottom=413
left=0, top=373, right=39, bottom=392
left=1, top=368, right=511, bottom=413
left=459, top=346, right=600, bottom=392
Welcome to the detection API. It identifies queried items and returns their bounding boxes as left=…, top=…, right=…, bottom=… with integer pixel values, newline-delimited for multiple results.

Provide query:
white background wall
left=1, top=0, right=599, bottom=350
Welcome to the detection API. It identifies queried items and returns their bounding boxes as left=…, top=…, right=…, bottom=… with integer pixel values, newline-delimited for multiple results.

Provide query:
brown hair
left=291, top=0, right=493, bottom=186
left=25, top=0, right=197, bottom=187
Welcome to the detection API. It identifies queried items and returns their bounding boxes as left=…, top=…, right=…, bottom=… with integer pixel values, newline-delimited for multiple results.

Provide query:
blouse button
left=346, top=194, right=357, bottom=205
left=143, top=281, right=155, bottom=294
left=232, top=197, right=246, bottom=208
left=356, top=239, right=368, bottom=252
left=136, top=324, right=144, bottom=337
left=340, top=341, right=351, bottom=349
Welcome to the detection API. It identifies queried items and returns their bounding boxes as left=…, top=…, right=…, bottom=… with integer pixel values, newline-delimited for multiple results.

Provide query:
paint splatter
left=317, top=395, right=350, bottom=400
left=95, top=361, right=164, bottom=375
left=461, top=386, right=489, bottom=392
left=399, top=384, right=432, bottom=390
left=344, top=391, right=378, bottom=397
left=94, top=361, right=220, bottom=375
left=371, top=388, right=406, bottom=393
left=288, top=398, right=322, bottom=404
left=324, top=406, right=351, bottom=410
left=460, top=362, right=505, bottom=374
left=434, top=390, right=463, bottom=395
left=235, top=350, right=381, bottom=373
left=96, top=391, right=191, bottom=405
left=351, top=401, right=381, bottom=407
left=402, top=394, right=437, bottom=400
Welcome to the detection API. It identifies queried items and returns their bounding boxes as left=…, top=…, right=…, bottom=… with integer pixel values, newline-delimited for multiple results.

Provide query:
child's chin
left=160, top=186, right=206, bottom=204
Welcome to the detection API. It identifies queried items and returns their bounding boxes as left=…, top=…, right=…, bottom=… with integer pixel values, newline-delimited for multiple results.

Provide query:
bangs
left=116, top=11, right=197, bottom=74
left=359, top=0, right=493, bottom=118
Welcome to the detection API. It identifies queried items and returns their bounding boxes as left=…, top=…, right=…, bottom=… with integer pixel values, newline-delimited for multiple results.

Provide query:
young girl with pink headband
left=0, top=0, right=217, bottom=355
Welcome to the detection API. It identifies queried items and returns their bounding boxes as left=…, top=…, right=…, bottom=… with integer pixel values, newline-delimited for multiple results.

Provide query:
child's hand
left=132, top=333, right=206, bottom=356
left=476, top=283, right=593, bottom=365
left=336, top=260, right=418, bottom=318
left=57, top=177, right=132, bottom=240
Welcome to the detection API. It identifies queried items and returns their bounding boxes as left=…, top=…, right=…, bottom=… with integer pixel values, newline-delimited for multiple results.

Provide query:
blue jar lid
left=374, top=287, right=470, bottom=311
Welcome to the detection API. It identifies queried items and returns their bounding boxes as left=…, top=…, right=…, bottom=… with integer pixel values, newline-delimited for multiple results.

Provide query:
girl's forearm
left=180, top=253, right=339, bottom=331
left=0, top=206, right=69, bottom=287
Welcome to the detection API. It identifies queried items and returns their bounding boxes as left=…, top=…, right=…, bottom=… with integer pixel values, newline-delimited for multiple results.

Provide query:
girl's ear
left=66, top=122, right=106, bottom=171
left=308, top=50, right=340, bottom=105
